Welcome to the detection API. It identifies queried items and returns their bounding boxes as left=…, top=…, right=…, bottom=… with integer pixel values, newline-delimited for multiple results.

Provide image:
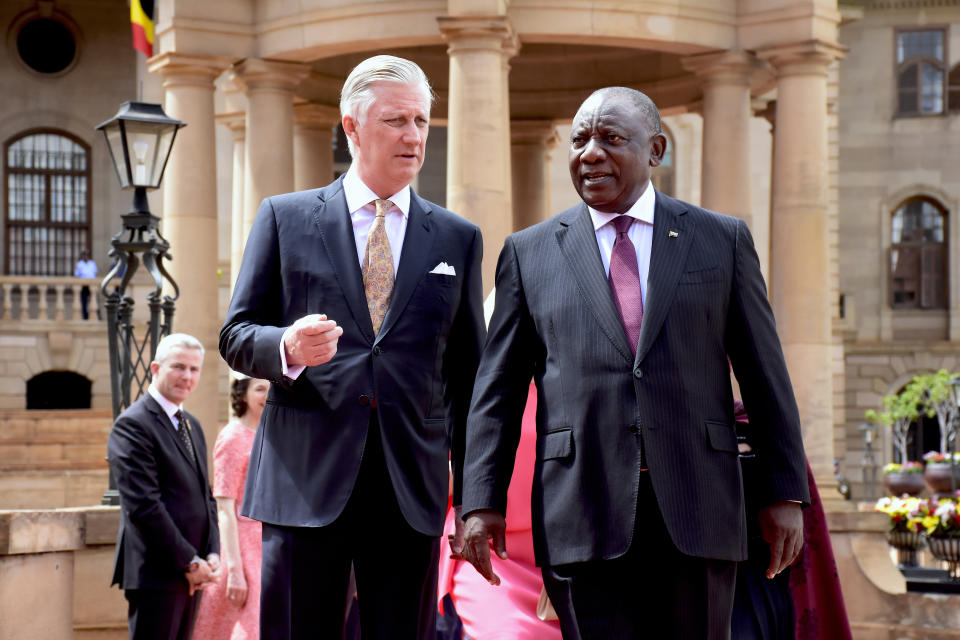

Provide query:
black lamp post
left=96, top=102, right=185, bottom=505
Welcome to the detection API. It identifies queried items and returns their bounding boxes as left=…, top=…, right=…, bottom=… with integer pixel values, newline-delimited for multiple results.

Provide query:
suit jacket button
left=373, top=346, right=383, bottom=356
left=358, top=395, right=370, bottom=406
left=629, top=424, right=639, bottom=434
left=633, top=367, right=642, bottom=379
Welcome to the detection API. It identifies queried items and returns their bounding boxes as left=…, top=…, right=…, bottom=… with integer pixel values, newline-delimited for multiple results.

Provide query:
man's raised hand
left=283, top=314, right=343, bottom=367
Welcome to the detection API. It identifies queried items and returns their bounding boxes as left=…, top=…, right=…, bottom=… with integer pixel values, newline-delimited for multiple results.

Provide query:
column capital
left=756, top=40, right=845, bottom=76
left=511, top=120, right=561, bottom=149
left=437, top=14, right=518, bottom=57
left=293, top=102, right=341, bottom=130
left=681, top=49, right=765, bottom=86
left=216, top=111, right=246, bottom=138
left=147, top=52, right=235, bottom=87
left=230, top=58, right=311, bottom=94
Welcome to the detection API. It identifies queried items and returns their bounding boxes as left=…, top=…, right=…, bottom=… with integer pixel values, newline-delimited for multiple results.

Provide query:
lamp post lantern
left=859, top=421, right=878, bottom=501
left=96, top=101, right=185, bottom=505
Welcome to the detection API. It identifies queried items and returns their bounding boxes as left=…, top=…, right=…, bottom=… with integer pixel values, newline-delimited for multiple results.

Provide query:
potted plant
left=923, top=451, right=960, bottom=497
left=919, top=495, right=960, bottom=580
left=875, top=495, right=928, bottom=566
left=881, top=461, right=925, bottom=496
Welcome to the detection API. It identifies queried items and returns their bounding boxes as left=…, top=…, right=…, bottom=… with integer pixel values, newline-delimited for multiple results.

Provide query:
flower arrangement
left=876, top=495, right=960, bottom=537
left=923, top=451, right=960, bottom=465
left=883, top=461, right=924, bottom=475
left=875, top=496, right=929, bottom=533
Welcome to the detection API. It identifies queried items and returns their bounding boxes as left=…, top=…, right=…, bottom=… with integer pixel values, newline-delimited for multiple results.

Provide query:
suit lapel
left=144, top=395, right=196, bottom=469
left=556, top=205, right=634, bottom=363
left=635, top=193, right=693, bottom=363
left=313, top=180, right=376, bottom=344
left=377, top=191, right=435, bottom=341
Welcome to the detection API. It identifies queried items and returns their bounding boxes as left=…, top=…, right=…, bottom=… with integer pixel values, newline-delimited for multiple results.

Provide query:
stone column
left=510, top=120, right=559, bottom=231
left=438, top=14, right=517, bottom=294
left=148, top=53, right=232, bottom=454
left=230, top=59, right=310, bottom=242
left=758, top=42, right=844, bottom=487
left=749, top=97, right=774, bottom=283
left=682, top=50, right=762, bottom=228
left=215, top=112, right=245, bottom=290
left=293, top=102, right=340, bottom=192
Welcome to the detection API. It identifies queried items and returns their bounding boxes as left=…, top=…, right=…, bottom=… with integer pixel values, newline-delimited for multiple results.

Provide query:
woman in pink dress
left=439, top=382, right=562, bottom=639
left=194, top=377, right=269, bottom=639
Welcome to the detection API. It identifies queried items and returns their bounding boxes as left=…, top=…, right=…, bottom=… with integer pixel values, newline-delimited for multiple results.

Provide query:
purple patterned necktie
left=608, top=215, right=643, bottom=356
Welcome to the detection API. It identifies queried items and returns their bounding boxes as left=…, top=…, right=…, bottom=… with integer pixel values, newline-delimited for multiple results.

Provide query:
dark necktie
left=173, top=409, right=196, bottom=463
left=608, top=215, right=644, bottom=356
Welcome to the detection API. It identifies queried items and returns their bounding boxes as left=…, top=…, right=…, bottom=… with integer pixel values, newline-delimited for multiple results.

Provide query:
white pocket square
left=429, top=262, right=456, bottom=276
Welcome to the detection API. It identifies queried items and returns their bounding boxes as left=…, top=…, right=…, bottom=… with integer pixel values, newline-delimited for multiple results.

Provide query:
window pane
left=921, top=62, right=944, bottom=113
left=898, top=30, right=944, bottom=63
left=892, top=199, right=944, bottom=243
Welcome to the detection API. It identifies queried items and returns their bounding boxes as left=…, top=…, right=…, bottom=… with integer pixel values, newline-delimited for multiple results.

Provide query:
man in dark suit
left=219, top=55, right=485, bottom=639
left=108, top=333, right=220, bottom=640
left=457, top=87, right=809, bottom=639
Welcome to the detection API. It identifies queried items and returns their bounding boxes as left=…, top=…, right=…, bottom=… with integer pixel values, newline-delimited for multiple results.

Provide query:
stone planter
left=924, top=463, right=960, bottom=497
left=883, top=472, right=926, bottom=496
left=887, top=529, right=925, bottom=567
left=926, top=535, right=960, bottom=580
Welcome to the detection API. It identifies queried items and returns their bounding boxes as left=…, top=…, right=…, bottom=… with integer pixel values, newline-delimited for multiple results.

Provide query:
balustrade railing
left=0, top=276, right=103, bottom=323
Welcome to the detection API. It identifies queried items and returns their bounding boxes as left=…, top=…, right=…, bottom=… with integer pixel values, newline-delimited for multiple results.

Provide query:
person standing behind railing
left=73, top=249, right=97, bottom=319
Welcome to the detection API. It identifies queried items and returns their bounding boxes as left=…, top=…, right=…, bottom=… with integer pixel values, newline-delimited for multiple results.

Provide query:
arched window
left=651, top=126, right=674, bottom=197
left=889, top=196, right=948, bottom=309
left=896, top=28, right=946, bottom=116
left=4, top=130, right=91, bottom=275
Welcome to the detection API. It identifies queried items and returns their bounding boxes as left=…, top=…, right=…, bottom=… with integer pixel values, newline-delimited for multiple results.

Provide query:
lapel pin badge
left=668, top=230, right=679, bottom=238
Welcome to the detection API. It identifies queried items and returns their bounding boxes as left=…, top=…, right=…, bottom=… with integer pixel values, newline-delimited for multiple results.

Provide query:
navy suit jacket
left=108, top=393, right=219, bottom=592
left=462, top=192, right=809, bottom=567
left=220, top=178, right=485, bottom=536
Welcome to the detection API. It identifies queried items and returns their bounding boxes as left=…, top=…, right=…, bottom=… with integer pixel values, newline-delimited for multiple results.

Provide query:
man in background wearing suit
left=108, top=333, right=220, bottom=640
left=219, top=55, right=485, bottom=639
left=457, top=87, right=809, bottom=639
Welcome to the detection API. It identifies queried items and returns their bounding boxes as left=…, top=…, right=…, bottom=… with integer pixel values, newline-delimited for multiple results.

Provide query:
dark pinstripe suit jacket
left=462, top=191, right=809, bottom=567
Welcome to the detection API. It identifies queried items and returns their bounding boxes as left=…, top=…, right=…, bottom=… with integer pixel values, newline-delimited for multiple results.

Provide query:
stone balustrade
left=0, top=277, right=102, bottom=323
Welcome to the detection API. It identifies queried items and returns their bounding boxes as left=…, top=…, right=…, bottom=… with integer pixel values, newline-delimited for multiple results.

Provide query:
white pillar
left=293, top=103, right=340, bottom=191
left=148, top=52, right=232, bottom=453
left=438, top=14, right=517, bottom=294
left=510, top=120, right=559, bottom=231
left=230, top=59, right=310, bottom=241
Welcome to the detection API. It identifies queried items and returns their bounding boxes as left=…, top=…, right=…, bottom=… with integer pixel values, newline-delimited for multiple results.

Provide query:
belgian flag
left=130, top=0, right=155, bottom=57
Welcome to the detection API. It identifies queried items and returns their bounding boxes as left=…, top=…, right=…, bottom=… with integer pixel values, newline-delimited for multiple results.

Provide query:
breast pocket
left=678, top=266, right=721, bottom=284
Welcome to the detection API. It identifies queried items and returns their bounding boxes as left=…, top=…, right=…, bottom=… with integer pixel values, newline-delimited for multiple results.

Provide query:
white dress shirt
left=147, top=383, right=184, bottom=430
left=281, top=166, right=411, bottom=378
left=587, top=180, right=656, bottom=309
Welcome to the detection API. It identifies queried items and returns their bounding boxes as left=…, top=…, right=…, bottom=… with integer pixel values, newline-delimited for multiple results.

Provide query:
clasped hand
left=453, top=508, right=508, bottom=586
left=284, top=314, right=343, bottom=367
left=184, top=553, right=221, bottom=595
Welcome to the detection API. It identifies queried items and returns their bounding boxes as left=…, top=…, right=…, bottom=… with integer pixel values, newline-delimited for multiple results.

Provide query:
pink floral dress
left=193, top=422, right=262, bottom=639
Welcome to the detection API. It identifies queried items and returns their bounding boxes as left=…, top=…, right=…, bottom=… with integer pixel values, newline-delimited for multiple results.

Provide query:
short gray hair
left=590, top=87, right=663, bottom=135
left=340, top=55, right=433, bottom=157
left=154, top=333, right=204, bottom=365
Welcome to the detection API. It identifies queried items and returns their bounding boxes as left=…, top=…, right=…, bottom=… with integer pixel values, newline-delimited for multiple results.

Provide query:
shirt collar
left=588, top=180, right=656, bottom=231
left=343, top=165, right=410, bottom=218
left=148, top=383, right=182, bottom=424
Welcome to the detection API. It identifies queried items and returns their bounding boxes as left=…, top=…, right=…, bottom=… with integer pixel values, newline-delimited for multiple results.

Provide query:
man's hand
left=460, top=510, right=508, bottom=586
left=283, top=314, right=343, bottom=367
left=206, top=553, right=221, bottom=574
left=448, top=505, right=465, bottom=559
left=184, top=558, right=217, bottom=596
left=758, top=500, right=803, bottom=579
left=225, top=567, right=248, bottom=607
